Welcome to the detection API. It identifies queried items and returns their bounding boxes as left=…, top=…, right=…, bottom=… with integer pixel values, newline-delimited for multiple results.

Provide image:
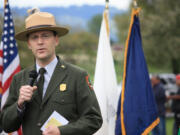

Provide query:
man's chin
left=37, top=56, right=48, bottom=61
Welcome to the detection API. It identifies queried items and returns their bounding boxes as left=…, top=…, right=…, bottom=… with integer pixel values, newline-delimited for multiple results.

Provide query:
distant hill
left=0, top=5, right=124, bottom=28
left=0, top=5, right=125, bottom=41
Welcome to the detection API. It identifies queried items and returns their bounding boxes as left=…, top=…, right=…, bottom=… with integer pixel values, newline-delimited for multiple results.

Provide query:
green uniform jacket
left=1, top=59, right=102, bottom=135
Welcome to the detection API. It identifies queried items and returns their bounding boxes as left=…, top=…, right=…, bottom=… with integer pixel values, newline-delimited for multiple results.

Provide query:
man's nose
left=37, top=36, right=44, bottom=44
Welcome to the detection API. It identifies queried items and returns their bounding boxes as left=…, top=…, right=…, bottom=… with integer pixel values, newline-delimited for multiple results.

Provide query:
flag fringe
left=142, top=118, right=160, bottom=135
left=103, top=10, right=110, bottom=37
left=120, top=8, right=141, bottom=135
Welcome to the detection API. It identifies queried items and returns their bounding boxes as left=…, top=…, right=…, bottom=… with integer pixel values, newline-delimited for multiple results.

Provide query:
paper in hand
left=41, top=111, right=69, bottom=131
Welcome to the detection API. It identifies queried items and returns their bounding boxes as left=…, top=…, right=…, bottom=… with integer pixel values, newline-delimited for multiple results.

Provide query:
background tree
left=139, top=0, right=180, bottom=73
left=114, top=12, right=131, bottom=45
left=87, top=14, right=102, bottom=36
left=114, top=0, right=180, bottom=73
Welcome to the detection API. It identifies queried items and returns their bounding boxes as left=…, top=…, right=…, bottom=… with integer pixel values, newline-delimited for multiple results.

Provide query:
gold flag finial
left=4, top=0, right=8, bottom=8
left=133, top=0, right=138, bottom=9
left=105, top=0, right=109, bottom=9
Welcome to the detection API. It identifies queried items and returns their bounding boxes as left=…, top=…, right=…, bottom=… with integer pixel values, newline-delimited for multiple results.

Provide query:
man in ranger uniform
left=0, top=9, right=102, bottom=135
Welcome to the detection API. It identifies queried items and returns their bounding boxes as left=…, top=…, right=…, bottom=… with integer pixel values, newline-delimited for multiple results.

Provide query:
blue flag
left=115, top=8, right=160, bottom=135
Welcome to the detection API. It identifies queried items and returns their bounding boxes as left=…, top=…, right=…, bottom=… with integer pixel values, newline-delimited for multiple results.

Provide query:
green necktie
left=37, top=68, right=46, bottom=101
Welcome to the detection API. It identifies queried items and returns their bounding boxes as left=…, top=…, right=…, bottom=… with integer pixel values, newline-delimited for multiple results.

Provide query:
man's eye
left=31, top=36, right=38, bottom=40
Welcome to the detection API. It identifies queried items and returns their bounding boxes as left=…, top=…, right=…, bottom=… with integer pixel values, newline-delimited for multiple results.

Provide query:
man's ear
left=55, top=36, right=59, bottom=47
left=27, top=40, right=32, bottom=50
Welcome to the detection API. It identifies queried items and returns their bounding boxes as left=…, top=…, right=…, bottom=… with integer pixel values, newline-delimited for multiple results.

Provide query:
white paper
left=41, top=111, right=69, bottom=131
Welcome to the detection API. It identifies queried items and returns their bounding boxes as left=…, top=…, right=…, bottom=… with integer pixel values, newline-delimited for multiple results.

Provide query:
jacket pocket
left=52, top=91, right=75, bottom=105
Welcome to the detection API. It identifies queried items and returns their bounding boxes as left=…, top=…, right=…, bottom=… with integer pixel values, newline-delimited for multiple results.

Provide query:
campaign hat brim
left=15, top=25, right=69, bottom=41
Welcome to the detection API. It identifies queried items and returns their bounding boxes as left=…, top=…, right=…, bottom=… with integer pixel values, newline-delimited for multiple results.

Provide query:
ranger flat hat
left=15, top=8, right=69, bottom=41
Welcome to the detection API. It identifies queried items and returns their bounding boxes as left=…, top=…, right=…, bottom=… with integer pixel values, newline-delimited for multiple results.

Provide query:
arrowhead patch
left=85, top=75, right=93, bottom=90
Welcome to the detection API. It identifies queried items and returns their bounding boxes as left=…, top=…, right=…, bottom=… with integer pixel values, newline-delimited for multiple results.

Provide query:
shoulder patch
left=85, top=75, right=93, bottom=90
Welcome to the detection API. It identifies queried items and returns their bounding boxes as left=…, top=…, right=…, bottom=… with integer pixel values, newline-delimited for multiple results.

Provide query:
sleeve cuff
left=17, top=103, right=25, bottom=117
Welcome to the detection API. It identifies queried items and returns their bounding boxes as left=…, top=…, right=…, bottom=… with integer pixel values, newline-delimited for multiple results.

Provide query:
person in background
left=167, top=74, right=180, bottom=135
left=151, top=75, right=166, bottom=135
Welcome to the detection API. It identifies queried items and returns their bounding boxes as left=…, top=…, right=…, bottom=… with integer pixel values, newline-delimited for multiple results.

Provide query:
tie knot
left=39, top=68, right=46, bottom=75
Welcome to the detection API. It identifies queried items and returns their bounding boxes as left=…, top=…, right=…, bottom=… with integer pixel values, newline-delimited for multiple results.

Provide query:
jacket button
left=37, top=122, right=41, bottom=126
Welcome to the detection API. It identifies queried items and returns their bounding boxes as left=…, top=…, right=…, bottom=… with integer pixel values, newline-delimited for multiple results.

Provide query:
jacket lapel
left=32, top=88, right=41, bottom=105
left=41, top=60, right=67, bottom=105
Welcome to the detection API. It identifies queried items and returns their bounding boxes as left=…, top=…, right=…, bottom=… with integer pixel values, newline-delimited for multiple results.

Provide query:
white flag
left=94, top=8, right=119, bottom=135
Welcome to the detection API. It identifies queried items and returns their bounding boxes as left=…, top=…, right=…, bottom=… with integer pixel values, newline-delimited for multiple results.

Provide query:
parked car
left=158, top=73, right=178, bottom=96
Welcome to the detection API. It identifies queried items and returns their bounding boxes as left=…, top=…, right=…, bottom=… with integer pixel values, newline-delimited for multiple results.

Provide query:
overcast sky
left=0, top=0, right=132, bottom=10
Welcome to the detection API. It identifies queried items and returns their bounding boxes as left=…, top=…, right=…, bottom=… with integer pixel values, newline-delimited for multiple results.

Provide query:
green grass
left=166, top=117, right=174, bottom=135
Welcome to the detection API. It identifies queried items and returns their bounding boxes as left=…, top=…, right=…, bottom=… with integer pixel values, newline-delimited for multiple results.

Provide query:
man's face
left=27, top=30, right=59, bottom=63
left=176, top=79, right=180, bottom=87
left=151, top=77, right=160, bottom=86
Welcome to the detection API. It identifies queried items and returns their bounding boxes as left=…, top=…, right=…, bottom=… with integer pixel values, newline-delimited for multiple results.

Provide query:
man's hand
left=18, top=85, right=37, bottom=108
left=42, top=126, right=60, bottom=135
left=167, top=95, right=180, bottom=100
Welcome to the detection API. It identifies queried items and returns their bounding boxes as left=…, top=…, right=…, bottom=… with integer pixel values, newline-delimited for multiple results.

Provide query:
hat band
left=27, top=25, right=54, bottom=30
